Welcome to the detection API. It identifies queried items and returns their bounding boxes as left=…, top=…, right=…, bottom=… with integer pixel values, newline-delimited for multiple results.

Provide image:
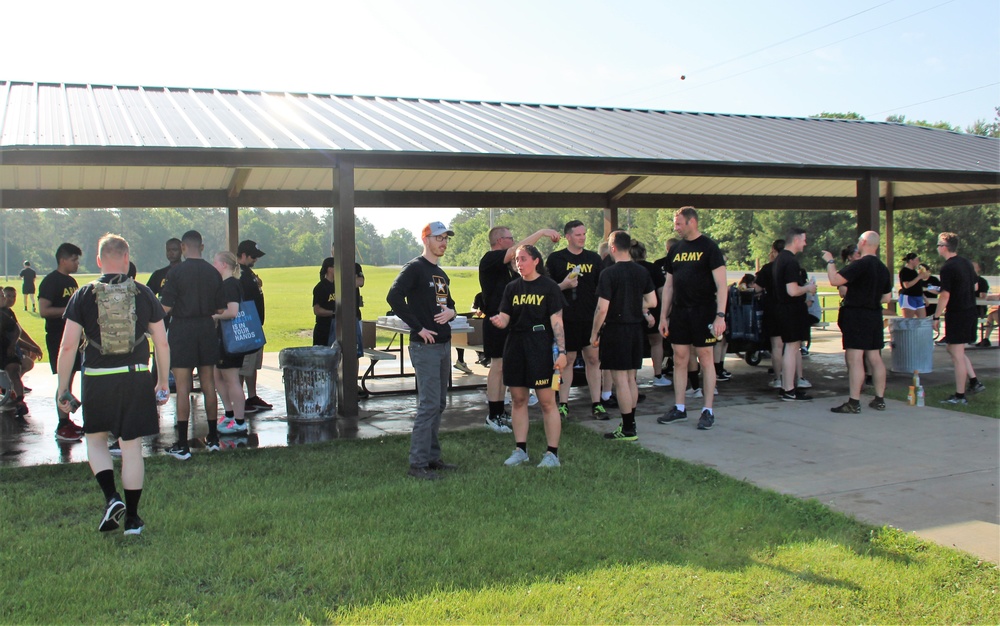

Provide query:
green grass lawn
left=1, top=425, right=997, bottom=624
left=9, top=265, right=483, bottom=354
left=885, top=379, right=1000, bottom=419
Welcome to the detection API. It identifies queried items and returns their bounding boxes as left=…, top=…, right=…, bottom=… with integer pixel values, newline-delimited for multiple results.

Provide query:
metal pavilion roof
left=1, top=80, right=998, bottom=211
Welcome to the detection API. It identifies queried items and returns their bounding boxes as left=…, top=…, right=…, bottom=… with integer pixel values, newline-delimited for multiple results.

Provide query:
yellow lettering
left=512, top=294, right=545, bottom=306
left=327, top=294, right=336, bottom=302
left=673, top=252, right=704, bottom=263
left=63, top=287, right=78, bottom=298
left=535, top=378, right=551, bottom=386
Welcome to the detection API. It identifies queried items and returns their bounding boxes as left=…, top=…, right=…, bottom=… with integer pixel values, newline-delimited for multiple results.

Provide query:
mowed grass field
left=9, top=265, right=484, bottom=353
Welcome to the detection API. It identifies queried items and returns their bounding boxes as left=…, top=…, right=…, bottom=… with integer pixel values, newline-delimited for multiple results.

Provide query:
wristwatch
left=557, top=349, right=567, bottom=355
left=826, top=259, right=837, bottom=265
left=715, top=312, right=725, bottom=318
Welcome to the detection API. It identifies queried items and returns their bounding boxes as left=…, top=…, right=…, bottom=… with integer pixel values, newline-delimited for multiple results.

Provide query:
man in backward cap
left=236, top=240, right=271, bottom=414
left=386, top=221, right=460, bottom=480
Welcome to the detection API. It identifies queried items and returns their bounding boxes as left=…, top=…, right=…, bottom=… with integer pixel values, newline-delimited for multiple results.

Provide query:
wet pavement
left=2, top=331, right=998, bottom=562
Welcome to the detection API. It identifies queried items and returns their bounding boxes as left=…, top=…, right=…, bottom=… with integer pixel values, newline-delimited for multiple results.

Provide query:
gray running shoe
left=504, top=448, right=530, bottom=466
left=536, top=451, right=561, bottom=468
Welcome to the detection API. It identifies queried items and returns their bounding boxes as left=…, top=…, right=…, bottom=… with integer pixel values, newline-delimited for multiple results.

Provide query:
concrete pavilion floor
left=1, top=328, right=997, bottom=564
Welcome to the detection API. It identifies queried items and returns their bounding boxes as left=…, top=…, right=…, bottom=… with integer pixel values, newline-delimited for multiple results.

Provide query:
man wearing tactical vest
left=57, top=233, right=170, bottom=536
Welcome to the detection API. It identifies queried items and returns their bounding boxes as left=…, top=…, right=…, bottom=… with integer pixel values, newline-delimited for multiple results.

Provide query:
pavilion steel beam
left=332, top=160, right=359, bottom=417
left=3, top=148, right=998, bottom=186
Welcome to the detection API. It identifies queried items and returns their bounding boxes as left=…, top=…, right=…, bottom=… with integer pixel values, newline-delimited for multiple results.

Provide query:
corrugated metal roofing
left=3, top=81, right=997, bottom=169
left=1, top=81, right=998, bottom=209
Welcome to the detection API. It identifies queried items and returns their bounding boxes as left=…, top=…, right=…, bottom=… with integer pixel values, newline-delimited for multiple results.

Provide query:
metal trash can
left=890, top=317, right=934, bottom=373
left=279, top=344, right=341, bottom=421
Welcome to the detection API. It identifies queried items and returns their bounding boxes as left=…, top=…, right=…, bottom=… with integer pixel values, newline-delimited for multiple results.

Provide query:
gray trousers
left=407, top=341, right=450, bottom=467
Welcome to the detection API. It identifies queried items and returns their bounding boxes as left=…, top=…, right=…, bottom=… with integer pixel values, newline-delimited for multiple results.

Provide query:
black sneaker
left=868, top=398, right=886, bottom=411
left=166, top=443, right=191, bottom=460
left=657, top=406, right=687, bottom=424
left=780, top=390, right=812, bottom=401
left=603, top=425, right=638, bottom=441
left=696, top=410, right=715, bottom=430
left=99, top=494, right=126, bottom=532
left=591, top=404, right=610, bottom=420
left=940, top=394, right=968, bottom=405
left=968, top=381, right=987, bottom=394
left=427, top=459, right=459, bottom=471
left=831, top=401, right=861, bottom=414
left=716, top=369, right=732, bottom=381
left=602, top=395, right=618, bottom=408
left=108, top=441, right=122, bottom=457
left=205, top=437, right=220, bottom=452
left=407, top=465, right=442, bottom=481
left=123, top=514, right=144, bottom=536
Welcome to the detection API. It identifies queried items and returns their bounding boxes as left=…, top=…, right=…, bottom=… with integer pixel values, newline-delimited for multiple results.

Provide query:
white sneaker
left=768, top=378, right=783, bottom=389
left=797, top=378, right=813, bottom=389
left=453, top=362, right=473, bottom=375
left=653, top=375, right=672, bottom=387
left=685, top=387, right=699, bottom=397
left=503, top=447, right=529, bottom=466
left=527, top=391, right=539, bottom=407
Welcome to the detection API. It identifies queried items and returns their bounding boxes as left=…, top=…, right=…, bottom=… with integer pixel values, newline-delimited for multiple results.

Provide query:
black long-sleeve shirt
left=386, top=256, right=455, bottom=344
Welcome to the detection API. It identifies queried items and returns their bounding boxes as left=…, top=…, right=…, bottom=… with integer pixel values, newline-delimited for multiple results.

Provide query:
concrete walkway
left=2, top=330, right=997, bottom=563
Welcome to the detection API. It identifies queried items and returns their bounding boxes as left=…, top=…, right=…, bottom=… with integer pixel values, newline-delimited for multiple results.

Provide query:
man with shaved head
left=821, top=231, right=892, bottom=413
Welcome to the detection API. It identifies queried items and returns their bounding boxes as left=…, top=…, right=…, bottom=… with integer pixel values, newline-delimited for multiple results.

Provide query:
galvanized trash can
left=279, top=344, right=341, bottom=421
left=890, top=317, right=934, bottom=373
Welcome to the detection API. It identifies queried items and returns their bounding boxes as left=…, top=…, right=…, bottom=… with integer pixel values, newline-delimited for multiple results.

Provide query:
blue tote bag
left=221, top=301, right=266, bottom=356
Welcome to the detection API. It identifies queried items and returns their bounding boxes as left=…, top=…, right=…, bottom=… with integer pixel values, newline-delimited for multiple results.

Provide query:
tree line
left=3, top=201, right=996, bottom=279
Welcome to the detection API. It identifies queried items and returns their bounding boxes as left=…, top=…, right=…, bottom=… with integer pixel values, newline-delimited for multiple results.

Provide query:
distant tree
left=383, top=228, right=422, bottom=266
left=813, top=112, right=866, bottom=120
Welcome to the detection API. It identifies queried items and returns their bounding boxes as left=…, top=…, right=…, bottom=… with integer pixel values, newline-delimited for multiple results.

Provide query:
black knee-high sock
left=175, top=421, right=189, bottom=445
left=516, top=441, right=527, bottom=452
left=95, top=469, right=117, bottom=501
left=207, top=419, right=218, bottom=438
left=124, top=489, right=142, bottom=517
left=489, top=400, right=504, bottom=418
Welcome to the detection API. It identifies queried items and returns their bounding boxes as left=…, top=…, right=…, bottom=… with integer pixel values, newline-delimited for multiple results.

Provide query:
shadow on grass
left=0, top=423, right=989, bottom=623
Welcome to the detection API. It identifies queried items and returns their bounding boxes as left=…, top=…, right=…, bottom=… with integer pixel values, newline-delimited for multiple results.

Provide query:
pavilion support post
left=884, top=182, right=895, bottom=273
left=603, top=207, right=619, bottom=241
left=225, top=168, right=250, bottom=253
left=856, top=174, right=880, bottom=235
left=225, top=204, right=239, bottom=252
left=332, top=160, right=359, bottom=417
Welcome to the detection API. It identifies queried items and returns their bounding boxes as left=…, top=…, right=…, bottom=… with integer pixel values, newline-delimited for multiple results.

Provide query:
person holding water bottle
left=57, top=233, right=170, bottom=536
left=490, top=245, right=567, bottom=468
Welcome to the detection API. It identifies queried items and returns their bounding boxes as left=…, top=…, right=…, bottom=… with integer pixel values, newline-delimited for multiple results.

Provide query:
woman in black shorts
left=490, top=245, right=567, bottom=468
left=211, top=251, right=247, bottom=436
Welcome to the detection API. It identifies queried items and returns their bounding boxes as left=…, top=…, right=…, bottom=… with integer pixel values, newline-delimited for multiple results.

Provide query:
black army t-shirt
left=479, top=249, right=516, bottom=316
left=663, top=235, right=725, bottom=309
left=499, top=276, right=565, bottom=332
left=545, top=248, right=602, bottom=322
left=840, top=255, right=892, bottom=310
left=64, top=274, right=165, bottom=369
left=597, top=262, right=655, bottom=325
left=159, top=259, right=225, bottom=318
left=38, top=271, right=78, bottom=335
left=773, top=250, right=806, bottom=306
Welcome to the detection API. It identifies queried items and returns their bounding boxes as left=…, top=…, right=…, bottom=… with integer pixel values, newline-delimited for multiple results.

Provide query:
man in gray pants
left=386, top=221, right=460, bottom=480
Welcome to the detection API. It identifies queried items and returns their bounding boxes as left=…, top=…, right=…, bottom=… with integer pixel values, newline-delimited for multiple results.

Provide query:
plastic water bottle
left=551, top=342, right=561, bottom=391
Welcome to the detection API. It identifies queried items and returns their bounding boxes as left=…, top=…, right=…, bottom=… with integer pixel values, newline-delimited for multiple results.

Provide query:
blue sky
left=7, top=0, right=997, bottom=238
